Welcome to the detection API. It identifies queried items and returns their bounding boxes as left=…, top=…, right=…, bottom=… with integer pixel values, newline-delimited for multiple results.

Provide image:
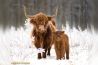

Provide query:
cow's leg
left=36, top=47, right=42, bottom=59
left=38, top=53, right=42, bottom=59
left=35, top=43, right=42, bottom=59
left=42, top=48, right=47, bottom=58
left=47, top=47, right=51, bottom=56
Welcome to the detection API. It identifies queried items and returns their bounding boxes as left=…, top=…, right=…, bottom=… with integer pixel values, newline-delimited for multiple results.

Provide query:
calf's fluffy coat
left=53, top=31, right=69, bottom=60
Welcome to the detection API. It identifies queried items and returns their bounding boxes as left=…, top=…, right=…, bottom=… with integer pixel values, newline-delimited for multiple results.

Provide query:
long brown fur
left=29, top=12, right=56, bottom=59
left=53, top=31, right=69, bottom=60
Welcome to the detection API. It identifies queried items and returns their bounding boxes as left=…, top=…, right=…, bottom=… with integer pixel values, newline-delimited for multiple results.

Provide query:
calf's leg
left=66, top=49, right=69, bottom=59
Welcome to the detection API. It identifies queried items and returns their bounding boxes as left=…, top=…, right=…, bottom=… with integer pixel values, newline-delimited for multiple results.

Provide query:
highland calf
left=53, top=31, right=69, bottom=60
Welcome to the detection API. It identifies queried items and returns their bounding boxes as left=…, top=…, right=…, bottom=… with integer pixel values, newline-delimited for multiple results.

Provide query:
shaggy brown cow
left=28, top=12, right=56, bottom=59
left=53, top=31, right=69, bottom=60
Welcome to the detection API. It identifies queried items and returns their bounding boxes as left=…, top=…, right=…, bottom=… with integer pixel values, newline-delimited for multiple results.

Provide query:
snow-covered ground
left=0, top=23, right=98, bottom=65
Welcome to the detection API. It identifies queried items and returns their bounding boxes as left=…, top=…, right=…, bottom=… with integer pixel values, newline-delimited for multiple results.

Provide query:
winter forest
left=1, top=0, right=98, bottom=31
left=0, top=0, right=98, bottom=65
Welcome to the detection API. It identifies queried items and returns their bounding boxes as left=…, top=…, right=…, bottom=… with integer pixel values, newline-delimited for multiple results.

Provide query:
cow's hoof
left=38, top=53, right=42, bottom=59
left=43, top=53, right=46, bottom=58
left=47, top=53, right=50, bottom=56
left=43, top=55, right=46, bottom=58
left=38, top=56, right=42, bottom=59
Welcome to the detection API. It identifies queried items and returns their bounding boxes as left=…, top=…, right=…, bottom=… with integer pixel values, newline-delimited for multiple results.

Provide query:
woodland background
left=0, top=0, right=98, bottom=31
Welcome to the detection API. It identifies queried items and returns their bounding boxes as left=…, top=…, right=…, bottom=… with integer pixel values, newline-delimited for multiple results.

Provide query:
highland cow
left=53, top=31, right=69, bottom=60
left=27, top=12, right=56, bottom=59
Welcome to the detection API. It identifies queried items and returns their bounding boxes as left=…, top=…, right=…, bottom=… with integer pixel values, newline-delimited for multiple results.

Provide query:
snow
left=0, top=22, right=98, bottom=65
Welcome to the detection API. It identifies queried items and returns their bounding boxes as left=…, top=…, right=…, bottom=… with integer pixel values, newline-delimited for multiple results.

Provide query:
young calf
left=53, top=31, right=69, bottom=60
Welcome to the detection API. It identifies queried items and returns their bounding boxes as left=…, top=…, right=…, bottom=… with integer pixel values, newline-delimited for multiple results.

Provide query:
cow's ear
left=30, top=18, right=34, bottom=24
left=47, top=16, right=54, bottom=21
left=29, top=17, right=36, bottom=25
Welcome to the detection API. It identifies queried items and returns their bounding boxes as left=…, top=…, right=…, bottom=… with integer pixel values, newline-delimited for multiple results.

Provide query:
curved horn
left=55, top=6, right=58, bottom=17
left=23, top=5, right=28, bottom=18
left=23, top=5, right=35, bottom=19
left=52, top=6, right=58, bottom=17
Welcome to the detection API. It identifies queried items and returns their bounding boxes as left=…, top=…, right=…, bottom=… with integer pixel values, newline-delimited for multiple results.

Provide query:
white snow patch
left=0, top=23, right=98, bottom=65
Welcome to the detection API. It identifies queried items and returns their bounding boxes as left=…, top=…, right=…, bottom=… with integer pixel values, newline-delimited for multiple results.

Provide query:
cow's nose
left=39, top=25, right=45, bottom=31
